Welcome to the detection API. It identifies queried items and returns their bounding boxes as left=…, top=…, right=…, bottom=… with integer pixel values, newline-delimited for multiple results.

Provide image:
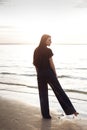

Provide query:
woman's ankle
left=74, top=112, right=79, bottom=116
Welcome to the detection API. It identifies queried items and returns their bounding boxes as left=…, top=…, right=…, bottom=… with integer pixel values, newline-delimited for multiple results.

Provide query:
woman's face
left=46, top=37, right=51, bottom=46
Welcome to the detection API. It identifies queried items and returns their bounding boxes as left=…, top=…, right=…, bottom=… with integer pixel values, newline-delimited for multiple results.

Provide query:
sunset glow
left=0, top=0, right=87, bottom=44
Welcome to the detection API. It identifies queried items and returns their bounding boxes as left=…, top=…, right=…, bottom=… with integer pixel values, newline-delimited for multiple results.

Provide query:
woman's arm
left=49, top=57, right=57, bottom=77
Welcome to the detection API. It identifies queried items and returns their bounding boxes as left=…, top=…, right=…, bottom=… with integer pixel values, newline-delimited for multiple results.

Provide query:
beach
left=0, top=97, right=87, bottom=130
left=0, top=45, right=87, bottom=130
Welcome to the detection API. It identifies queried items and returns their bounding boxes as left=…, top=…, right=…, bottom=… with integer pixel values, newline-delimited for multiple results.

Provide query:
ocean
left=0, top=44, right=87, bottom=117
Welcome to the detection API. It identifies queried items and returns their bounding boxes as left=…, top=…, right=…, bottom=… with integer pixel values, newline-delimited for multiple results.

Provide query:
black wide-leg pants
left=37, top=69, right=76, bottom=117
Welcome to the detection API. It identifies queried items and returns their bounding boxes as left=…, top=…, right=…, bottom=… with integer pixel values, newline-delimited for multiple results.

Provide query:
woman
left=33, top=34, right=78, bottom=119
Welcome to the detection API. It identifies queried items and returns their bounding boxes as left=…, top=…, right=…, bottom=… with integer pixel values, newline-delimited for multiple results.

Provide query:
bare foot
left=74, top=112, right=79, bottom=116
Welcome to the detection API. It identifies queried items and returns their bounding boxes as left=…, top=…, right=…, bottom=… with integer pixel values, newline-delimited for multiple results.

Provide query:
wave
left=0, top=87, right=87, bottom=102
left=0, top=65, right=21, bottom=68
left=56, top=67, right=87, bottom=70
left=65, top=89, right=87, bottom=95
left=1, top=87, right=84, bottom=102
left=1, top=65, right=87, bottom=70
left=0, top=71, right=87, bottom=81
left=0, top=81, right=37, bottom=89
left=0, top=63, right=33, bottom=69
left=0, top=81, right=87, bottom=95
left=58, top=75, right=87, bottom=80
left=0, top=72, right=36, bottom=77
left=0, top=88, right=37, bottom=95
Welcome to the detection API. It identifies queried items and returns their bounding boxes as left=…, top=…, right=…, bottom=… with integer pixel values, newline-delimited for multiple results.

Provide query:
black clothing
left=33, top=46, right=53, bottom=70
left=37, top=69, right=76, bottom=116
left=33, top=46, right=76, bottom=117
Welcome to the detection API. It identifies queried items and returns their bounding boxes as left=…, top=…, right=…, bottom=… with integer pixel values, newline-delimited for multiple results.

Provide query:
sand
left=0, top=97, right=87, bottom=130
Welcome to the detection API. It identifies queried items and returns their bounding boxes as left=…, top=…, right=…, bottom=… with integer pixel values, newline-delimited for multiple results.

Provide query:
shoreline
left=0, top=86, right=87, bottom=119
left=0, top=97, right=87, bottom=130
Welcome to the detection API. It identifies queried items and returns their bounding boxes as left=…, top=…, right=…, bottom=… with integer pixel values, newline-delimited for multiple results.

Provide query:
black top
left=33, top=46, right=53, bottom=70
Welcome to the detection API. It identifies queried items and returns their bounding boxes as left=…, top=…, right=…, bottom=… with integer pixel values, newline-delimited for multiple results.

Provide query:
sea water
left=0, top=44, right=87, bottom=117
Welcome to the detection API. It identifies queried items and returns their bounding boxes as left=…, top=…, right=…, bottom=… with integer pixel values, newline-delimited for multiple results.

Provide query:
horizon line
left=0, top=43, right=87, bottom=45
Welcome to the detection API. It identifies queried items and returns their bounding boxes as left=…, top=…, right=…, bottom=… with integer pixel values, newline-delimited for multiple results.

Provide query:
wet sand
left=0, top=97, right=87, bottom=130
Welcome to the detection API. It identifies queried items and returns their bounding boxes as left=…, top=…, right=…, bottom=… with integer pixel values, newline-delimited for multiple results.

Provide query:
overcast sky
left=0, top=0, right=87, bottom=44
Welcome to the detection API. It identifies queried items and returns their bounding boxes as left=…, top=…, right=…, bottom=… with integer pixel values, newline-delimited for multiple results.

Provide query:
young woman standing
left=33, top=34, right=79, bottom=119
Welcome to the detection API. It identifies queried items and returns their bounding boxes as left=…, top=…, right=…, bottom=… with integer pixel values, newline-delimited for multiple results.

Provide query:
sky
left=0, top=0, right=87, bottom=44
